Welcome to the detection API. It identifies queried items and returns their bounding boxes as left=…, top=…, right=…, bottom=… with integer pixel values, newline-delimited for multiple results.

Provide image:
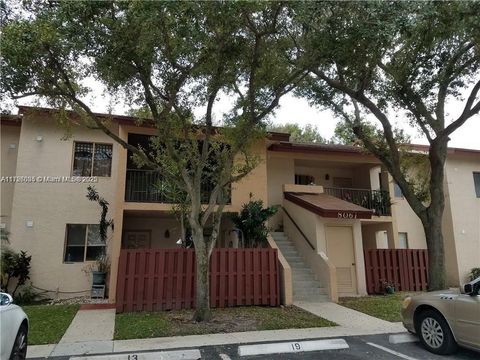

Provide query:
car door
left=0, top=295, right=17, bottom=359
left=453, top=292, right=480, bottom=348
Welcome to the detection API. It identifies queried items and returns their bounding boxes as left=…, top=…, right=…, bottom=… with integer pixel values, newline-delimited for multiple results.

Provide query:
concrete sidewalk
left=29, top=308, right=116, bottom=358
left=27, top=302, right=406, bottom=358
left=294, top=301, right=405, bottom=334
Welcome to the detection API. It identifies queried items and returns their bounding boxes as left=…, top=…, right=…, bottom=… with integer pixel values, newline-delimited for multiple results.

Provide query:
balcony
left=125, top=169, right=231, bottom=204
left=324, top=187, right=391, bottom=216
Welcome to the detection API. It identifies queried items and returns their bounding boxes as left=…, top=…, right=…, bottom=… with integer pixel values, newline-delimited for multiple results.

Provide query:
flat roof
left=284, top=192, right=373, bottom=219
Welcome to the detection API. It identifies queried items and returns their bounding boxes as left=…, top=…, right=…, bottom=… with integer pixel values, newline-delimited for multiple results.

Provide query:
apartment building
left=1, top=106, right=479, bottom=304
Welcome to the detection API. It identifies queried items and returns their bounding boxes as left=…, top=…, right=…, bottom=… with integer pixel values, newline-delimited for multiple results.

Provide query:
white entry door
left=326, top=226, right=357, bottom=295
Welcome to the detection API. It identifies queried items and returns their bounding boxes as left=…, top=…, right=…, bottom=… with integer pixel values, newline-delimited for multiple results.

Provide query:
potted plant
left=92, top=254, right=110, bottom=285
left=380, top=279, right=395, bottom=294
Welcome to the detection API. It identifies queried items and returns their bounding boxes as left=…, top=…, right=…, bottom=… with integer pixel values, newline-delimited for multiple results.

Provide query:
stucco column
left=108, top=125, right=128, bottom=303
left=353, top=221, right=368, bottom=295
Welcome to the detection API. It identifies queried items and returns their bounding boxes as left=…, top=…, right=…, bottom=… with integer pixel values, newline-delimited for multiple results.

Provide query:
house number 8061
left=337, top=212, right=357, bottom=219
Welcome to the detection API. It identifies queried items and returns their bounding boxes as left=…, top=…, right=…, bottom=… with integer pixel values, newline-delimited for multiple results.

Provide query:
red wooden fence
left=116, top=248, right=280, bottom=313
left=364, top=249, right=428, bottom=294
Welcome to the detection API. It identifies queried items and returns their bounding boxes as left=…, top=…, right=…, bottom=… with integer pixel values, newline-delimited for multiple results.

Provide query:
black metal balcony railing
left=125, top=169, right=231, bottom=204
left=324, top=187, right=391, bottom=216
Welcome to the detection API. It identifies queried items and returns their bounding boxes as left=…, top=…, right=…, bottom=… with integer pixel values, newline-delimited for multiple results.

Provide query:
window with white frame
left=64, top=224, right=105, bottom=262
left=72, top=142, right=112, bottom=177
left=398, top=232, right=408, bottom=249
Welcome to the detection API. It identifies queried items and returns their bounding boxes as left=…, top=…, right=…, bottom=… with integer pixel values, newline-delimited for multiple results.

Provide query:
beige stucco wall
left=391, top=196, right=427, bottom=249
left=444, top=154, right=480, bottom=285
left=266, top=155, right=294, bottom=230
left=1, top=124, right=21, bottom=230
left=231, top=140, right=269, bottom=210
left=8, top=114, right=120, bottom=297
left=362, top=223, right=389, bottom=249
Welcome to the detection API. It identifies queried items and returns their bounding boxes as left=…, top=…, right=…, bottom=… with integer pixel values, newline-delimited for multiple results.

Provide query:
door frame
left=325, top=224, right=358, bottom=295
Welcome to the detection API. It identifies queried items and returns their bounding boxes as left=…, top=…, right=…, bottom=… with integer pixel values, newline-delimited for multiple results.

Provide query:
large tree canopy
left=294, top=0, right=480, bottom=288
left=268, top=122, right=327, bottom=143
left=1, top=0, right=306, bottom=320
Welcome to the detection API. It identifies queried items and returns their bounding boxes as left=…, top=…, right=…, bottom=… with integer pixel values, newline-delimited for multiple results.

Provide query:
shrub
left=469, top=268, right=480, bottom=281
left=1, top=247, right=32, bottom=296
left=14, top=285, right=45, bottom=305
left=231, top=197, right=277, bottom=248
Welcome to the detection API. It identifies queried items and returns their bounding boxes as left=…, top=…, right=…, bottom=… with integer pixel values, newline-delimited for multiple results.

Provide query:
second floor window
left=72, top=142, right=112, bottom=177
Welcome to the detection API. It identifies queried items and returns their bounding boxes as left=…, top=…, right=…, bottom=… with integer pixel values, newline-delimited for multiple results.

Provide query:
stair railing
left=281, top=206, right=315, bottom=250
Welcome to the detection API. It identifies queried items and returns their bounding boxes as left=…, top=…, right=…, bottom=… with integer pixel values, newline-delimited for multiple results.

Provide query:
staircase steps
left=271, top=232, right=329, bottom=302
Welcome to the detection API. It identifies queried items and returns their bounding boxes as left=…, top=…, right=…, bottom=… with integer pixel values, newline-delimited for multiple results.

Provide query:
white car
left=0, top=293, right=29, bottom=360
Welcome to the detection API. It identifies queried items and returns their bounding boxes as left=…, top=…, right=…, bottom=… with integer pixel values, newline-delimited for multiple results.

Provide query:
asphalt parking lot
left=200, top=333, right=479, bottom=360
left=38, top=333, right=479, bottom=360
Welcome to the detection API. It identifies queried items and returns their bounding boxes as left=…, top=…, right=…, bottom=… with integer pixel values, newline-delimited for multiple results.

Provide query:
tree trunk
left=423, top=139, right=448, bottom=290
left=423, top=211, right=447, bottom=290
left=192, top=227, right=212, bottom=322
left=180, top=215, right=186, bottom=245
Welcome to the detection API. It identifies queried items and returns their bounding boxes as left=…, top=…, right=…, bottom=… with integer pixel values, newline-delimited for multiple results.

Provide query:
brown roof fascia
left=17, top=105, right=156, bottom=127
left=0, top=114, right=22, bottom=127
left=284, top=192, right=373, bottom=219
left=269, top=142, right=375, bottom=158
left=270, top=141, right=480, bottom=158
left=268, top=132, right=290, bottom=142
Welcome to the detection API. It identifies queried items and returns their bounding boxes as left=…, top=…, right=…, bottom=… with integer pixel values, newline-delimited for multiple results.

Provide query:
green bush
left=469, top=268, right=480, bottom=281
left=14, top=285, right=45, bottom=305
left=1, top=247, right=32, bottom=296
left=231, top=197, right=277, bottom=248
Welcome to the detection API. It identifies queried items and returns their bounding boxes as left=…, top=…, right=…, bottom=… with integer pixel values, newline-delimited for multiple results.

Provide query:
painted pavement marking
left=219, top=354, right=232, bottom=360
left=238, top=338, right=349, bottom=356
left=69, top=349, right=202, bottom=360
left=367, top=342, right=420, bottom=360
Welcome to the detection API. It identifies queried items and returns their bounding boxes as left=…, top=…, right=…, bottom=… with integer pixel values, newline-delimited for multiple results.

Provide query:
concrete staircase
left=271, top=232, right=328, bottom=302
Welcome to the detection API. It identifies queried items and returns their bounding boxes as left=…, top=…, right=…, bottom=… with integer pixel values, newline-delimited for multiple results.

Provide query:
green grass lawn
left=23, top=304, right=79, bottom=345
left=339, top=292, right=408, bottom=322
left=115, top=306, right=336, bottom=340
